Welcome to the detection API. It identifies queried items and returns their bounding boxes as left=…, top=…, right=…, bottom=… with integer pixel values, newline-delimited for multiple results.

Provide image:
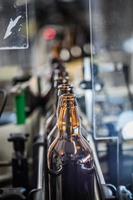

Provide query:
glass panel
left=90, top=0, right=133, bottom=187
left=90, top=0, right=133, bottom=53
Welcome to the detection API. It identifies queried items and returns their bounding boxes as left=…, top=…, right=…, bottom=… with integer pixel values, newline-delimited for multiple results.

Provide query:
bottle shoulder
left=47, top=135, right=94, bottom=173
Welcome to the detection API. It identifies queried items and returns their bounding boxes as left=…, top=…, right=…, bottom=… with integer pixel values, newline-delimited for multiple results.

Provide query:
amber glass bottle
left=47, top=94, right=105, bottom=200
left=46, top=84, right=73, bottom=134
left=47, top=85, right=74, bottom=146
left=44, top=85, right=73, bottom=200
left=46, top=68, right=69, bottom=122
left=51, top=63, right=69, bottom=90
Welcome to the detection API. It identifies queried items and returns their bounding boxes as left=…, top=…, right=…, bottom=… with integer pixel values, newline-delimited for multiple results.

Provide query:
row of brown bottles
left=43, top=60, right=73, bottom=200
left=42, top=60, right=106, bottom=200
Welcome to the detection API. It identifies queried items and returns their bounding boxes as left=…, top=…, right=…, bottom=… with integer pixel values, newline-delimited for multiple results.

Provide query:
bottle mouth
left=61, top=93, right=75, bottom=99
left=60, top=94, right=76, bottom=107
left=54, top=78, right=69, bottom=88
left=58, top=84, right=73, bottom=90
left=57, top=84, right=74, bottom=96
left=58, top=83, right=70, bottom=89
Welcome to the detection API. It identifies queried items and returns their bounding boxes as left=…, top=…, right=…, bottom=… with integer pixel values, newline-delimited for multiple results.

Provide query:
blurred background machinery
left=0, top=0, right=133, bottom=199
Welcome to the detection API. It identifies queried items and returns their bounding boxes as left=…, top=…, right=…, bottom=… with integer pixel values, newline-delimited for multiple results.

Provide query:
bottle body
left=48, top=134, right=104, bottom=200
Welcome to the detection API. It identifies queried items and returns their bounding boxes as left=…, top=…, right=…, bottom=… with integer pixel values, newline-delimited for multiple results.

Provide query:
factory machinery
left=0, top=57, right=132, bottom=200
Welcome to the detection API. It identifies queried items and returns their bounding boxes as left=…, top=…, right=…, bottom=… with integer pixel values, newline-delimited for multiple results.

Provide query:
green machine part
left=15, top=90, right=26, bottom=125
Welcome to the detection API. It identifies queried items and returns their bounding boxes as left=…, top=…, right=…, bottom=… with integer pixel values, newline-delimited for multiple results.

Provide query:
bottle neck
left=58, top=95, right=81, bottom=138
left=55, top=85, right=73, bottom=117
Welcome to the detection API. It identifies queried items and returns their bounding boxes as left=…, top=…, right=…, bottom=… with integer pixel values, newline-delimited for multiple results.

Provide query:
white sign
left=0, top=0, right=28, bottom=50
